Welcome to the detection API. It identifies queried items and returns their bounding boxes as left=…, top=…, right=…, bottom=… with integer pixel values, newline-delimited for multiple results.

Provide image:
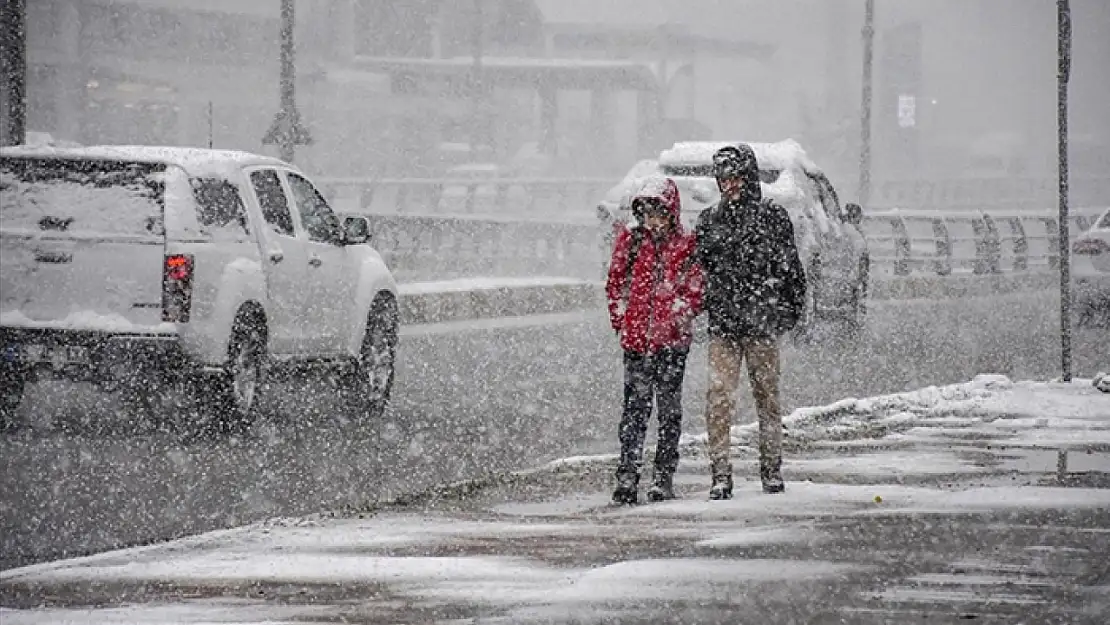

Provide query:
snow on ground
left=0, top=517, right=583, bottom=584
left=2, top=375, right=1107, bottom=624
left=787, top=449, right=982, bottom=476
left=680, top=374, right=1110, bottom=450
left=610, top=481, right=1110, bottom=523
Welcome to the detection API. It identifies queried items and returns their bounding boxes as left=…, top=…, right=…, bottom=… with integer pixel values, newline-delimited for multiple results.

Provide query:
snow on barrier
left=396, top=277, right=597, bottom=325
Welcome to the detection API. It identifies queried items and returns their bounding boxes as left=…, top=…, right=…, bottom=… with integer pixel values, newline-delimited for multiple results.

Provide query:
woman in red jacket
left=606, top=177, right=704, bottom=504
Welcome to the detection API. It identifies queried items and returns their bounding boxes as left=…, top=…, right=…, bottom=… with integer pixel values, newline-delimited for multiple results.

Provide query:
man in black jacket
left=695, top=144, right=807, bottom=499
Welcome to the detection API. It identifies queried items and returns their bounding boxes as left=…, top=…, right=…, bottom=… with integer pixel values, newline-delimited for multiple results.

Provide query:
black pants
left=616, top=348, right=688, bottom=482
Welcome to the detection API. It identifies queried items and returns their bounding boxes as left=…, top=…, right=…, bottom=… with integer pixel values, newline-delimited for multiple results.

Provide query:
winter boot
left=708, top=474, right=733, bottom=501
left=612, top=470, right=639, bottom=506
left=646, top=471, right=675, bottom=503
left=761, top=457, right=785, bottom=494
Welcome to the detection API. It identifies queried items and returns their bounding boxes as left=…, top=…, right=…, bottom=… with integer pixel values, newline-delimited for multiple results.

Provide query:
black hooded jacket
left=694, top=144, right=807, bottom=339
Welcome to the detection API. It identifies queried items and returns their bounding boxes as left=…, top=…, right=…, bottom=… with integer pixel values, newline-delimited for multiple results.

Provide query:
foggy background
left=11, top=0, right=1110, bottom=196
left=1, top=0, right=1108, bottom=575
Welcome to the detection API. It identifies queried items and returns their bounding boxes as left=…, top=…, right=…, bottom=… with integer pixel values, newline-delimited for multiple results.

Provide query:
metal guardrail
left=317, top=176, right=1106, bottom=285
left=861, top=208, right=1103, bottom=278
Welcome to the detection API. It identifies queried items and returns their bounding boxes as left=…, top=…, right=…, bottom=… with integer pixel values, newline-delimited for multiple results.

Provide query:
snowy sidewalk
left=2, top=376, right=1109, bottom=624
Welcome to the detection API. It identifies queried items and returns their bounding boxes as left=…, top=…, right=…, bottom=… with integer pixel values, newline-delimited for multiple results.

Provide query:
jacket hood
left=631, top=176, right=683, bottom=232
left=718, top=143, right=763, bottom=205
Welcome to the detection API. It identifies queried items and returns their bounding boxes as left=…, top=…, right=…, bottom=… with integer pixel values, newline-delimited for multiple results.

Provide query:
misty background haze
left=9, top=0, right=1109, bottom=199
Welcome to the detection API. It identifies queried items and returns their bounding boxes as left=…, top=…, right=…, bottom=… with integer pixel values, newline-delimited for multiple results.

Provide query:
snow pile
left=679, top=374, right=1109, bottom=450
left=615, top=481, right=1110, bottom=522
left=680, top=374, right=1013, bottom=448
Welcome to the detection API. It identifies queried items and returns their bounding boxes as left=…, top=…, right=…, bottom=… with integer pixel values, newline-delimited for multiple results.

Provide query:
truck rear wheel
left=197, top=313, right=268, bottom=435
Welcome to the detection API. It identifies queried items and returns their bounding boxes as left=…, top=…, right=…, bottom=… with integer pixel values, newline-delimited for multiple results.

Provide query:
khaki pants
left=705, top=336, right=782, bottom=478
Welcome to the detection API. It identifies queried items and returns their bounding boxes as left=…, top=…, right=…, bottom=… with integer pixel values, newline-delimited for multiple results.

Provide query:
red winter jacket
left=606, top=177, right=704, bottom=354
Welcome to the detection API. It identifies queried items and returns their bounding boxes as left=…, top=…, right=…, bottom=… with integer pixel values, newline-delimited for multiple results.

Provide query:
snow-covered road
left=1, top=290, right=1105, bottom=570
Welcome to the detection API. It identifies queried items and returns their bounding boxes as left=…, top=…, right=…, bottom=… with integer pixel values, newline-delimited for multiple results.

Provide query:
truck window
left=286, top=172, right=341, bottom=244
left=0, top=157, right=165, bottom=236
left=191, top=177, right=249, bottom=237
left=249, top=169, right=294, bottom=237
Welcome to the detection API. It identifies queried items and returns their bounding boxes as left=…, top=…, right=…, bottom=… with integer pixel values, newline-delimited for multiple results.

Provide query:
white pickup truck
left=0, top=146, right=398, bottom=432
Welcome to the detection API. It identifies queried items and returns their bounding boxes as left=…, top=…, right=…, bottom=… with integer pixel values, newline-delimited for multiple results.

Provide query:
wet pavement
left=1, top=290, right=1106, bottom=586
left=3, top=405, right=1109, bottom=625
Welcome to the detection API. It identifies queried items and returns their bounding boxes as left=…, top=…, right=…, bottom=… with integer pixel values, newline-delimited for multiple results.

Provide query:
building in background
left=21, top=0, right=770, bottom=178
left=19, top=0, right=1109, bottom=193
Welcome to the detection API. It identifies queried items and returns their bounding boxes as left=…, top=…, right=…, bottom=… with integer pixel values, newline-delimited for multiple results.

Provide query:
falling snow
left=0, top=1, right=1108, bottom=623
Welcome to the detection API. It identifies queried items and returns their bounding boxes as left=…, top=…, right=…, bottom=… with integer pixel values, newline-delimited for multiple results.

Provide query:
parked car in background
left=0, top=146, right=398, bottom=431
left=596, top=140, right=870, bottom=335
left=1072, top=206, right=1110, bottom=327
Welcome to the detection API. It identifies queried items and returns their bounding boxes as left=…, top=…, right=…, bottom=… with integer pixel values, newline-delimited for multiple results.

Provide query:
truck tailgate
left=0, top=156, right=170, bottom=333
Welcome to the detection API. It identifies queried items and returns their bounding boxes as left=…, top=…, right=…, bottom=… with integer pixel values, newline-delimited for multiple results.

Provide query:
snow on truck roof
left=0, top=145, right=290, bottom=179
left=658, top=139, right=820, bottom=174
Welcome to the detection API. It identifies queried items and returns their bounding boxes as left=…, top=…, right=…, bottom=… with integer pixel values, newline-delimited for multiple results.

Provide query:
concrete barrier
left=395, top=271, right=1065, bottom=326
left=396, top=278, right=599, bottom=326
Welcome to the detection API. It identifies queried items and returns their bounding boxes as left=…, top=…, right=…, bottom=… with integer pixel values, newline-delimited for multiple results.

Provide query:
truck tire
left=197, top=312, right=268, bottom=435
left=344, top=296, right=399, bottom=426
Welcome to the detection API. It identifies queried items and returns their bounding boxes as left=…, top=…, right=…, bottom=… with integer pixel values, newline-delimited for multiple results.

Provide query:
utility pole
left=262, top=0, right=311, bottom=162
left=0, top=0, right=27, bottom=146
left=1057, top=0, right=1072, bottom=381
left=471, top=0, right=489, bottom=154
left=858, top=0, right=875, bottom=208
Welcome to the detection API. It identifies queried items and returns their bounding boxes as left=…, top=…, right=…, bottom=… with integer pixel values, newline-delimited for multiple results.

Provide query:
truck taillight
left=1073, top=239, right=1108, bottom=256
left=162, top=254, right=194, bottom=323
